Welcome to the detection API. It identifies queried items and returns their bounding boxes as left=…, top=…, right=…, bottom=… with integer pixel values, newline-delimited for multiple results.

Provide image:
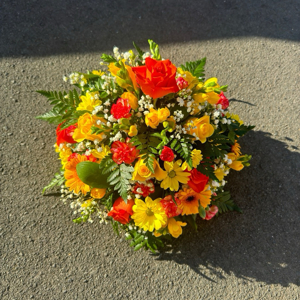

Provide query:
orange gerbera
left=176, top=187, right=200, bottom=215
left=64, top=154, right=91, bottom=195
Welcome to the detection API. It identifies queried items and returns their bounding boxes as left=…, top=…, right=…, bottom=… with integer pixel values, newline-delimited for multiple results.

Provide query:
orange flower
left=132, top=57, right=179, bottom=99
left=64, top=154, right=91, bottom=195
left=107, top=197, right=134, bottom=224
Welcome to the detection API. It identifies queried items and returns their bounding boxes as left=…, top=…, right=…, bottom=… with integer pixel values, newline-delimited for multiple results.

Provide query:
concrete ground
left=0, top=0, right=299, bottom=299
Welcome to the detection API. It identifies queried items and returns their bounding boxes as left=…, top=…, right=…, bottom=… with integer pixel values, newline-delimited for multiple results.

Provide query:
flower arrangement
left=37, top=40, right=254, bottom=252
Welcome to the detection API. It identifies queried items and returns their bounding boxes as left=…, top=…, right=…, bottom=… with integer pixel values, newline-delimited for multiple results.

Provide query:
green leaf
left=228, top=130, right=235, bottom=143
left=133, top=41, right=145, bottom=59
left=76, top=161, right=110, bottom=188
left=180, top=58, right=206, bottom=79
left=148, top=39, right=161, bottom=60
left=198, top=206, right=206, bottom=219
left=42, top=171, right=65, bottom=194
left=36, top=110, right=62, bottom=124
left=101, top=53, right=117, bottom=63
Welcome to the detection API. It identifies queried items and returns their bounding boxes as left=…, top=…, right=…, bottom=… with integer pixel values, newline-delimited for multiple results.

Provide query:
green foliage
left=198, top=206, right=206, bottom=219
left=125, top=227, right=165, bottom=253
left=170, top=135, right=194, bottom=168
left=213, top=191, right=242, bottom=214
left=72, top=214, right=90, bottom=224
left=196, top=156, right=218, bottom=181
left=101, top=53, right=117, bottom=63
left=238, top=154, right=252, bottom=167
left=148, top=39, right=161, bottom=60
left=181, top=214, right=198, bottom=231
left=98, top=154, right=118, bottom=174
left=42, top=170, right=65, bottom=194
left=133, top=41, right=145, bottom=63
left=200, top=131, right=232, bottom=159
left=36, top=89, right=82, bottom=127
left=180, top=57, right=206, bottom=79
left=131, top=131, right=162, bottom=173
left=106, top=163, right=134, bottom=202
left=76, top=161, right=110, bottom=188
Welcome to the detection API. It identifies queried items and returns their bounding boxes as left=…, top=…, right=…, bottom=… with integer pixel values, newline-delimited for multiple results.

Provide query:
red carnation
left=176, top=77, right=189, bottom=90
left=110, top=139, right=139, bottom=164
left=56, top=123, right=77, bottom=145
left=217, top=92, right=229, bottom=110
left=204, top=205, right=218, bottom=220
left=132, top=180, right=155, bottom=197
left=160, top=146, right=174, bottom=162
left=187, top=169, right=209, bottom=193
left=160, top=195, right=182, bottom=218
left=107, top=197, right=134, bottom=224
left=111, top=98, right=131, bottom=119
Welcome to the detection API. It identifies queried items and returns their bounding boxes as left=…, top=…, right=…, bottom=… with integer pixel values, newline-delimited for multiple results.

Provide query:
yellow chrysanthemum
left=55, top=143, right=72, bottom=168
left=64, top=154, right=91, bottom=195
left=182, top=149, right=203, bottom=171
left=131, top=197, right=167, bottom=232
left=167, top=218, right=187, bottom=238
left=91, top=144, right=110, bottom=162
left=177, top=188, right=200, bottom=215
left=160, top=160, right=190, bottom=191
left=231, top=141, right=241, bottom=156
left=77, top=91, right=101, bottom=112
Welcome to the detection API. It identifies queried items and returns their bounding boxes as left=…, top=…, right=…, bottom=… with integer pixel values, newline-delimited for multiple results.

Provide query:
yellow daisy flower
left=160, top=160, right=190, bottom=191
left=131, top=197, right=167, bottom=232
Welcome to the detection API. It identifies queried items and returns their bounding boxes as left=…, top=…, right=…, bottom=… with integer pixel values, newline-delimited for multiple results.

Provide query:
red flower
left=204, top=205, right=218, bottom=220
left=132, top=180, right=155, bottom=197
left=110, top=139, right=139, bottom=164
left=56, top=123, right=77, bottom=145
left=176, top=77, right=189, bottom=90
left=107, top=197, right=134, bottom=224
left=160, top=146, right=174, bottom=162
left=132, top=57, right=179, bottom=99
left=160, top=195, right=182, bottom=218
left=187, top=169, right=209, bottom=193
left=110, top=98, right=132, bottom=119
left=217, top=92, right=229, bottom=110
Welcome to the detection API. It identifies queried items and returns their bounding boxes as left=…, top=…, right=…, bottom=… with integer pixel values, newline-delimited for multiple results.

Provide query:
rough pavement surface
left=1, top=1, right=299, bottom=299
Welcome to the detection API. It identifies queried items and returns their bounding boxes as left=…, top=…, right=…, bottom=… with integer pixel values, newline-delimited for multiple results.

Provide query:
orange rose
left=107, top=197, right=134, bottom=224
left=132, top=57, right=179, bottom=99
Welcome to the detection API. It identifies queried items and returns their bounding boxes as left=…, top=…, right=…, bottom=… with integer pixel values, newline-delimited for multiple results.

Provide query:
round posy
left=37, top=40, right=254, bottom=252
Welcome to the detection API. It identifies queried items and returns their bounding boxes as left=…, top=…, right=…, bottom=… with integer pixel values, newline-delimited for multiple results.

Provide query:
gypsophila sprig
left=37, top=40, right=254, bottom=252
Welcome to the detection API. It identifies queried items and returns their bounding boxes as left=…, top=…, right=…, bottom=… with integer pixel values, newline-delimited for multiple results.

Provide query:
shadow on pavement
left=1, top=0, right=299, bottom=57
left=159, top=130, right=300, bottom=287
